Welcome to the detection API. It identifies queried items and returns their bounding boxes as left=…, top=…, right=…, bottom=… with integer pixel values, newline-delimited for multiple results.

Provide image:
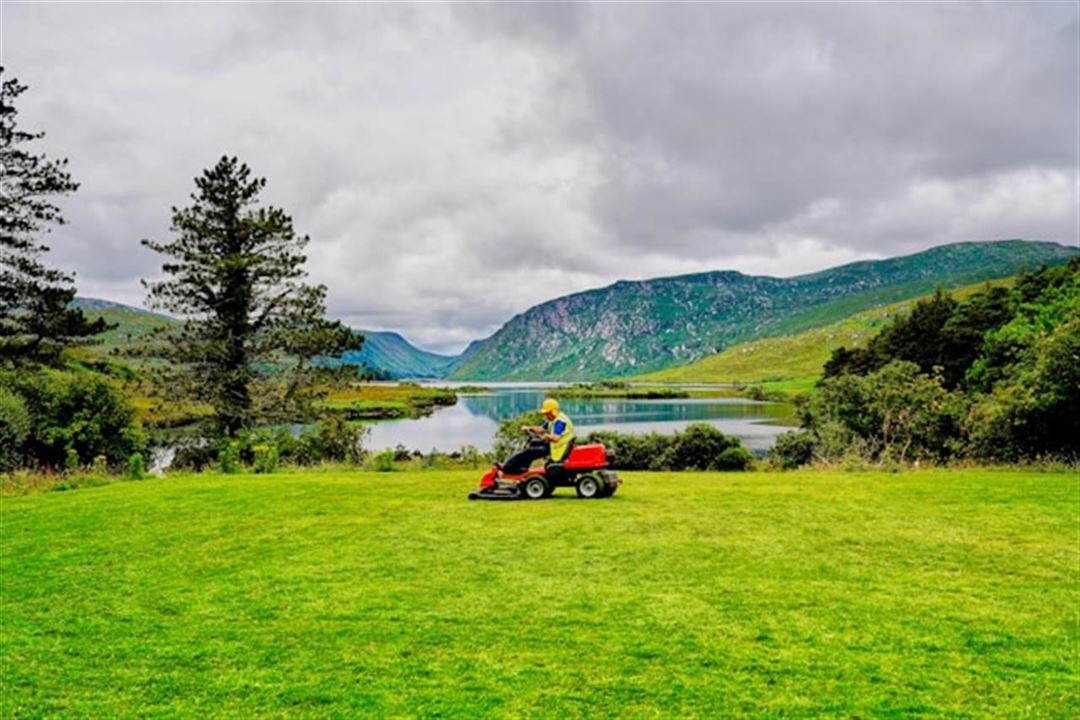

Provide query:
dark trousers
left=502, top=441, right=549, bottom=475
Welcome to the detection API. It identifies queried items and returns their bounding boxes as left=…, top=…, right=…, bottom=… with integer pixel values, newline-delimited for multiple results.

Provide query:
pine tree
left=0, top=67, right=105, bottom=364
left=142, top=156, right=362, bottom=437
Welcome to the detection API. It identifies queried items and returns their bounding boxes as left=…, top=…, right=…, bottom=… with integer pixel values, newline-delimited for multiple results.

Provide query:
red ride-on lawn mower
left=469, top=429, right=622, bottom=501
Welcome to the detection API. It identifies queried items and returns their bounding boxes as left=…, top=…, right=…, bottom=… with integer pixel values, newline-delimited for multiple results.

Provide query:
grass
left=2, top=467, right=1076, bottom=717
left=320, top=383, right=457, bottom=418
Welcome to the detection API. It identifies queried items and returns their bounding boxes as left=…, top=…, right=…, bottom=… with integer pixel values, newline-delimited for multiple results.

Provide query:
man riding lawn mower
left=469, top=398, right=622, bottom=501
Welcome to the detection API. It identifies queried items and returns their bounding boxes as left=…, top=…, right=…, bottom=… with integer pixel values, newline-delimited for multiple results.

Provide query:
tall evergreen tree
left=142, top=156, right=361, bottom=437
left=0, top=67, right=105, bottom=364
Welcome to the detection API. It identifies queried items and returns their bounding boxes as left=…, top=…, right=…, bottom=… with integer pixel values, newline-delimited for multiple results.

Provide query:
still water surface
left=365, top=384, right=795, bottom=454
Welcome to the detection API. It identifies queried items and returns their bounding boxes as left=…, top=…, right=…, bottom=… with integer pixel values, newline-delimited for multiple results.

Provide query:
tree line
left=1, top=68, right=361, bottom=472
left=772, top=258, right=1079, bottom=467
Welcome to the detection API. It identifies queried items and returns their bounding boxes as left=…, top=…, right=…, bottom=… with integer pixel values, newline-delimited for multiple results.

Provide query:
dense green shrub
left=716, top=446, right=754, bottom=470
left=770, top=430, right=816, bottom=469
left=252, top=444, right=279, bottom=474
left=0, top=385, right=31, bottom=471
left=302, top=416, right=368, bottom=465
left=92, top=455, right=108, bottom=475
left=580, top=430, right=670, bottom=471
left=368, top=449, right=397, bottom=472
left=218, top=441, right=241, bottom=474
left=582, top=423, right=751, bottom=472
left=664, top=423, right=748, bottom=471
left=799, top=260, right=1080, bottom=465
left=803, top=361, right=966, bottom=464
left=170, top=416, right=369, bottom=471
left=2, top=369, right=145, bottom=469
left=64, top=447, right=79, bottom=473
left=128, top=452, right=145, bottom=479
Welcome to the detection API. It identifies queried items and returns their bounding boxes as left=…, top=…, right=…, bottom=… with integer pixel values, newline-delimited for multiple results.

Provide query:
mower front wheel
left=576, top=475, right=602, bottom=499
left=523, top=476, right=549, bottom=500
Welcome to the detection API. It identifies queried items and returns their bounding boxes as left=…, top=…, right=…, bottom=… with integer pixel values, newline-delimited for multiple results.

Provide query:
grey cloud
left=467, top=3, right=1077, bottom=257
left=5, top=2, right=1077, bottom=353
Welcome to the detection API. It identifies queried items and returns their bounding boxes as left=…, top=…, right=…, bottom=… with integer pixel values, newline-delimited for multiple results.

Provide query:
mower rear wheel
left=523, top=476, right=548, bottom=500
left=576, top=475, right=601, bottom=499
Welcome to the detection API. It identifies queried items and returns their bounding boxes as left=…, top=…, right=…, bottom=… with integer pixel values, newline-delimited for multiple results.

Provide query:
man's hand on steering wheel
left=521, top=425, right=551, bottom=441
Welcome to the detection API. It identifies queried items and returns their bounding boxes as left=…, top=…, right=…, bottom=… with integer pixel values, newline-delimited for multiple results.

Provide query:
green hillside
left=70, top=300, right=459, bottom=381
left=334, top=330, right=459, bottom=379
left=637, top=277, right=1015, bottom=386
left=449, top=240, right=1077, bottom=381
left=3, top=468, right=1075, bottom=717
left=70, top=298, right=176, bottom=353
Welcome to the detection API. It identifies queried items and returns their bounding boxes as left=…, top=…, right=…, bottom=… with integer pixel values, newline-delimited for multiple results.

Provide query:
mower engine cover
left=563, top=444, right=608, bottom=470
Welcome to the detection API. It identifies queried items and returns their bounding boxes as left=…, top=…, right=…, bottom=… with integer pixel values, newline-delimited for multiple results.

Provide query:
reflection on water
left=365, top=386, right=795, bottom=454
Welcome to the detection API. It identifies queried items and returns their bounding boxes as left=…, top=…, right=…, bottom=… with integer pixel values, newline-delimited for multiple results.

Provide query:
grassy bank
left=320, top=383, right=458, bottom=419
left=552, top=382, right=690, bottom=399
left=2, top=468, right=1076, bottom=717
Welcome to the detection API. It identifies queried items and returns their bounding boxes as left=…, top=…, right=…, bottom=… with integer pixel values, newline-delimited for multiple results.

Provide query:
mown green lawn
left=2, top=469, right=1077, bottom=718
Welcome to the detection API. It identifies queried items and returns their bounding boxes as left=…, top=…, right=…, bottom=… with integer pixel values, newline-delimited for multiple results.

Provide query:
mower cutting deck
left=468, top=443, right=622, bottom=500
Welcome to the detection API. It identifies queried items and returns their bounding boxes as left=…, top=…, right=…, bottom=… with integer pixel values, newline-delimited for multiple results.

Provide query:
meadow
left=1, top=468, right=1076, bottom=718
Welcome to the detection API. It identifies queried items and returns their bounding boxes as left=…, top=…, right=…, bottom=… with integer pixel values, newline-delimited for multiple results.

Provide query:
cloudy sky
left=4, top=2, right=1077, bottom=354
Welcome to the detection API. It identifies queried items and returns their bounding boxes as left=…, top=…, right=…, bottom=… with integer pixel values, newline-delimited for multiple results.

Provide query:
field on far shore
left=2, top=468, right=1076, bottom=718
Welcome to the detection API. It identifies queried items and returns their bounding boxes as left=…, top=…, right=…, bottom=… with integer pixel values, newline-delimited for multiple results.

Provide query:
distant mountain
left=336, top=331, right=460, bottom=379
left=449, top=240, right=1078, bottom=381
left=70, top=298, right=176, bottom=350
left=70, top=299, right=458, bottom=380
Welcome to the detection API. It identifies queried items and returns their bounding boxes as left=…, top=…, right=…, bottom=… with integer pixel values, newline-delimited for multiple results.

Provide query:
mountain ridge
left=448, top=239, right=1078, bottom=381
left=72, top=240, right=1078, bottom=381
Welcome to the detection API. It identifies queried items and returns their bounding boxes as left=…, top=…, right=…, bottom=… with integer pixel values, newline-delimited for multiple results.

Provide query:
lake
left=364, top=384, right=796, bottom=454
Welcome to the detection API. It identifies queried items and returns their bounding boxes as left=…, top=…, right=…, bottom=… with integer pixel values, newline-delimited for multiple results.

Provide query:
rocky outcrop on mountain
left=449, top=240, right=1078, bottom=380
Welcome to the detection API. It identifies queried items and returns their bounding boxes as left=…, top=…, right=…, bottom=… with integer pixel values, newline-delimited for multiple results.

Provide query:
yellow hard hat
left=541, top=398, right=559, bottom=414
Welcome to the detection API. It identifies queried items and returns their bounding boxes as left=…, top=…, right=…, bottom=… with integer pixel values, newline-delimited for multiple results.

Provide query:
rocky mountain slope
left=449, top=240, right=1078, bottom=381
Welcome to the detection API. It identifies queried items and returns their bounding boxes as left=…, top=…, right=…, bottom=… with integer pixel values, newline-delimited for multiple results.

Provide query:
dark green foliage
left=580, top=430, right=670, bottom=471
left=663, top=423, right=747, bottom=470
left=141, top=156, right=361, bottom=437
left=965, top=271, right=1080, bottom=460
left=1, top=369, right=144, bottom=469
left=824, top=289, right=959, bottom=383
left=0, top=385, right=30, bottom=471
left=807, top=361, right=966, bottom=464
left=0, top=68, right=106, bottom=365
left=172, top=418, right=368, bottom=471
left=826, top=261, right=1076, bottom=392
left=64, top=447, right=79, bottom=473
left=716, top=446, right=754, bottom=470
left=797, top=260, right=1080, bottom=466
left=938, top=285, right=1013, bottom=387
left=369, top=449, right=397, bottom=472
left=770, top=430, right=816, bottom=469
left=127, top=453, right=145, bottom=480
left=300, top=416, right=368, bottom=465
left=583, top=423, right=751, bottom=471
left=218, top=441, right=241, bottom=474
left=251, top=444, right=279, bottom=474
